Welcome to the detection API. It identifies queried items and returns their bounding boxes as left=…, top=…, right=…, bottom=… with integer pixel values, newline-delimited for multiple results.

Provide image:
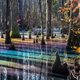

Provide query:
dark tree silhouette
left=5, top=0, right=11, bottom=44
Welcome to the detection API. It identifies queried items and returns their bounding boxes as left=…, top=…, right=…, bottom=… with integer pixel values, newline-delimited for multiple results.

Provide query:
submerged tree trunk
left=5, top=0, right=11, bottom=44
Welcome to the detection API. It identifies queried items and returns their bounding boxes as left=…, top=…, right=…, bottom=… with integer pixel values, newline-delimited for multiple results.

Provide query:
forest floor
left=0, top=34, right=68, bottom=44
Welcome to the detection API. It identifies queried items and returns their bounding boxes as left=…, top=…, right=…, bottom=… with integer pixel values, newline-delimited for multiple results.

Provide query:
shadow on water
left=0, top=73, right=22, bottom=80
left=0, top=73, right=67, bottom=80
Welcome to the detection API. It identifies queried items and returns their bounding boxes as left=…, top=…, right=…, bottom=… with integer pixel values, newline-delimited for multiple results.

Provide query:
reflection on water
left=0, top=68, right=7, bottom=80
left=16, top=69, right=19, bottom=80
left=0, top=42, right=74, bottom=80
left=0, top=72, right=67, bottom=80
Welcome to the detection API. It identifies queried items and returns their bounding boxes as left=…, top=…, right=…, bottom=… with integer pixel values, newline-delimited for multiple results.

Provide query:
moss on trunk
left=10, top=29, right=21, bottom=38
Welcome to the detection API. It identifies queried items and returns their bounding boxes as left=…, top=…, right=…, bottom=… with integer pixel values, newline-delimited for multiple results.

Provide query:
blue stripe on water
left=19, top=48, right=76, bottom=56
left=0, top=49, right=77, bottom=59
left=19, top=49, right=50, bottom=54
left=0, top=46, right=66, bottom=52
left=24, top=46, right=65, bottom=51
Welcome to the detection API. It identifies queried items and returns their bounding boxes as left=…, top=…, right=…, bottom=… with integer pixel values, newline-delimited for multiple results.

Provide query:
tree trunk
left=29, top=32, right=31, bottom=39
left=58, top=0, right=61, bottom=21
left=11, top=0, right=18, bottom=30
left=1, top=0, right=6, bottom=31
left=66, top=28, right=80, bottom=50
left=39, top=0, right=45, bottom=45
left=39, top=0, right=44, bottom=35
left=10, top=0, right=21, bottom=38
left=5, top=0, right=11, bottom=44
left=18, top=0, right=24, bottom=27
left=66, top=1, right=79, bottom=51
left=46, top=0, right=52, bottom=39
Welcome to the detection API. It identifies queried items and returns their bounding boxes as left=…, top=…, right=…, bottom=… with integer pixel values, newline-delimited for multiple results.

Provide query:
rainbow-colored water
left=0, top=41, right=77, bottom=80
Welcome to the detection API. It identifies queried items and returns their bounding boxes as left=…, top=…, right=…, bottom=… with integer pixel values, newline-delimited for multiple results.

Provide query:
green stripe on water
left=0, top=54, right=75, bottom=65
